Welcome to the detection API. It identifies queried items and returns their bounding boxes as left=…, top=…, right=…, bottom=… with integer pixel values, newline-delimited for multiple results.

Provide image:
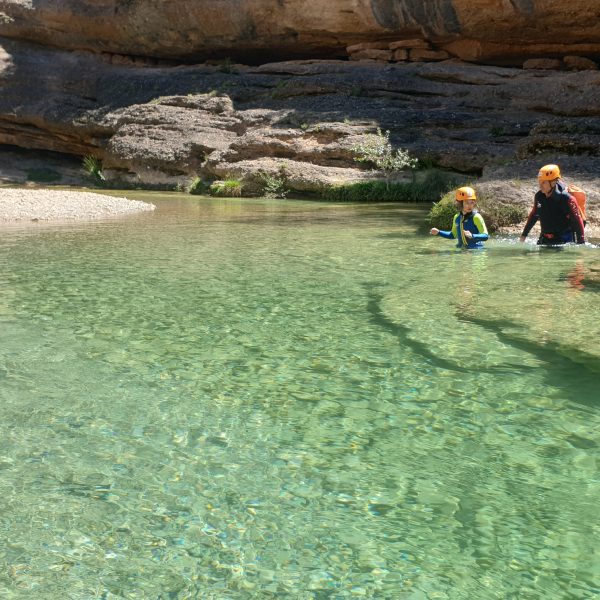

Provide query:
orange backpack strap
left=567, top=184, right=587, bottom=222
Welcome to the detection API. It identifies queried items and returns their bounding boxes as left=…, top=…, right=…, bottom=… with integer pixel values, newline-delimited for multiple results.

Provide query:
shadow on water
left=365, top=283, right=600, bottom=409
left=366, top=288, right=462, bottom=373
left=580, top=278, right=600, bottom=292
left=365, top=285, right=534, bottom=375
left=458, top=313, right=600, bottom=408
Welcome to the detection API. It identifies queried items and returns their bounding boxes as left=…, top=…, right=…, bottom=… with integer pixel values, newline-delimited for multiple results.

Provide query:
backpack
left=567, top=184, right=587, bottom=223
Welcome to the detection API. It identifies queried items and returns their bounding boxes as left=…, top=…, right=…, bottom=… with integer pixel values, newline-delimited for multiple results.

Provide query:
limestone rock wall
left=2, top=36, right=600, bottom=192
left=1, top=0, right=600, bottom=63
left=1, top=2, right=600, bottom=195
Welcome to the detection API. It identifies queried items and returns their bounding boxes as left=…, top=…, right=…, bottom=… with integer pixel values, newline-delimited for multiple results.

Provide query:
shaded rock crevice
left=370, top=0, right=461, bottom=35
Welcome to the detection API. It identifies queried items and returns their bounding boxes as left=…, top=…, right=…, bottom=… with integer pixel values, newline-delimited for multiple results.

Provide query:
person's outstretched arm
left=432, top=215, right=458, bottom=239
left=520, top=198, right=539, bottom=242
left=436, top=229, right=455, bottom=239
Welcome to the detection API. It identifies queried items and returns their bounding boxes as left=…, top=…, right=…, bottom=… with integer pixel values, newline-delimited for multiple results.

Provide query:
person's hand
left=430, top=228, right=439, bottom=236
left=464, top=230, right=473, bottom=239
left=519, top=236, right=526, bottom=243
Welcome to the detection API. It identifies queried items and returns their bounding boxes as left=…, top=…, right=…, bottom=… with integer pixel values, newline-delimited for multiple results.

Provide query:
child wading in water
left=430, top=187, right=489, bottom=249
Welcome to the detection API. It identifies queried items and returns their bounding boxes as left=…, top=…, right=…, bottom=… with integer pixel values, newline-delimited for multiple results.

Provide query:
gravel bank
left=0, top=188, right=155, bottom=224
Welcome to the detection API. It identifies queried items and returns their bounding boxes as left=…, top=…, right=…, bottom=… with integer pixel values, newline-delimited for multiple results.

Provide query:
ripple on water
left=0, top=198, right=598, bottom=598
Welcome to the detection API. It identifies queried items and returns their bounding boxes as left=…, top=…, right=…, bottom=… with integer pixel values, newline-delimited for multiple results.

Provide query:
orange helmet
left=538, top=164, right=561, bottom=181
left=455, top=186, right=476, bottom=201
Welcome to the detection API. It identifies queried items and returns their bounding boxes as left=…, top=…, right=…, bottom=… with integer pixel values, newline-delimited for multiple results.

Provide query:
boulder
left=209, top=158, right=385, bottom=194
left=349, top=49, right=393, bottom=62
left=409, top=49, right=451, bottom=62
left=564, top=56, right=598, bottom=71
left=389, top=39, right=432, bottom=50
left=523, top=58, right=563, bottom=70
left=347, top=42, right=391, bottom=53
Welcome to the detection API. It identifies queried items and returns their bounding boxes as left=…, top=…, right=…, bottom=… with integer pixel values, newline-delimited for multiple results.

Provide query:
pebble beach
left=0, top=188, right=155, bottom=224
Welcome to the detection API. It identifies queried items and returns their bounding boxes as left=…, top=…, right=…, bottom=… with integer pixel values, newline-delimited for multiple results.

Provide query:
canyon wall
left=0, top=0, right=599, bottom=192
left=1, top=1, right=600, bottom=63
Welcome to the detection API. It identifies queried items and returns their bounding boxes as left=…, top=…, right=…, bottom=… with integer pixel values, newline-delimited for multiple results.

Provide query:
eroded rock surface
left=1, top=0, right=600, bottom=64
left=1, top=38, right=600, bottom=192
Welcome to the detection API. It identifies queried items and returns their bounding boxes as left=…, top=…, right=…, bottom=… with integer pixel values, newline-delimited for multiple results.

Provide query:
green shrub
left=352, top=128, right=418, bottom=178
left=258, top=168, right=289, bottom=199
left=261, top=175, right=288, bottom=198
left=187, top=177, right=206, bottom=195
left=477, top=196, right=527, bottom=230
left=209, top=179, right=243, bottom=197
left=428, top=193, right=457, bottom=229
left=428, top=190, right=527, bottom=232
left=323, top=169, right=458, bottom=203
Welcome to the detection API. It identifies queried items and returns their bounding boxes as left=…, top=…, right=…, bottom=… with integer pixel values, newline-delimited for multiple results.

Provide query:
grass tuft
left=82, top=155, right=105, bottom=182
left=209, top=179, right=243, bottom=197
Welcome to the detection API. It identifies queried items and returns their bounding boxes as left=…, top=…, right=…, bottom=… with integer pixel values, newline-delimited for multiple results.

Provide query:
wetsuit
left=437, top=210, right=489, bottom=249
left=521, top=181, right=585, bottom=245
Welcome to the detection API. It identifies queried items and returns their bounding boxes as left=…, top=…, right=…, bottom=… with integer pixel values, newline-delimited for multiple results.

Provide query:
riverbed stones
left=0, top=189, right=154, bottom=223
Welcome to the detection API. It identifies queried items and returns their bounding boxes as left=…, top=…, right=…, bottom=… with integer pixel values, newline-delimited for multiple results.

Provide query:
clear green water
left=0, top=195, right=598, bottom=599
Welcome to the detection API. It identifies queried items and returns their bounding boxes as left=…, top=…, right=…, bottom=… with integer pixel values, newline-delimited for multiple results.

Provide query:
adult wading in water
left=519, top=164, right=585, bottom=246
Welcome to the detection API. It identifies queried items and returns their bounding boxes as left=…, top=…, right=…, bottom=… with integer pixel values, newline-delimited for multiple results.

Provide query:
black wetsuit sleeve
left=567, top=195, right=585, bottom=244
left=521, top=199, right=539, bottom=238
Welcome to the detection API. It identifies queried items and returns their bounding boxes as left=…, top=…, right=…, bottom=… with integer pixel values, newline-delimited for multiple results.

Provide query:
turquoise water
left=0, top=195, right=598, bottom=599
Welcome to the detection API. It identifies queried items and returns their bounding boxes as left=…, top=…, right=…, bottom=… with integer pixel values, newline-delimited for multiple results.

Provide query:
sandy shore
left=0, top=188, right=155, bottom=224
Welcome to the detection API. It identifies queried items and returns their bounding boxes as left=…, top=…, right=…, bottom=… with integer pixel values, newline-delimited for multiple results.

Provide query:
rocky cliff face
left=1, top=0, right=600, bottom=63
left=0, top=1, right=599, bottom=207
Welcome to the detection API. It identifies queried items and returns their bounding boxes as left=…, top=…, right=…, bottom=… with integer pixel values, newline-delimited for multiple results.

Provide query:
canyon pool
left=0, top=195, right=598, bottom=599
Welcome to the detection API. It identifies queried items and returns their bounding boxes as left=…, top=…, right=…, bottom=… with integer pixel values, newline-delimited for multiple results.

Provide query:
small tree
left=352, top=128, right=417, bottom=183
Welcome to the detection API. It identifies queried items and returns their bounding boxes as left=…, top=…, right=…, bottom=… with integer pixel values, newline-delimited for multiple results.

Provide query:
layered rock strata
left=1, top=1, right=600, bottom=65
left=2, top=38, right=600, bottom=193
